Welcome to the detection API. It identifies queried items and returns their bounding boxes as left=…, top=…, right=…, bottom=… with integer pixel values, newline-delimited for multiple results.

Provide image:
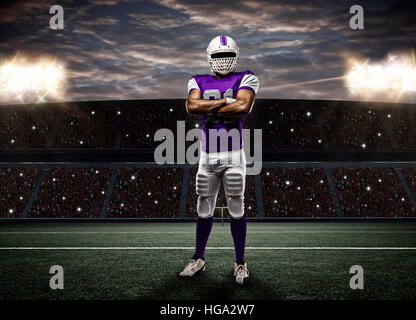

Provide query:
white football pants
left=196, top=148, right=246, bottom=219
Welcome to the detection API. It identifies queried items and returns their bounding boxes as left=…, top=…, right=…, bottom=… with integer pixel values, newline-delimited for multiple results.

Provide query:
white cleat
left=234, top=262, right=249, bottom=285
left=179, top=258, right=206, bottom=277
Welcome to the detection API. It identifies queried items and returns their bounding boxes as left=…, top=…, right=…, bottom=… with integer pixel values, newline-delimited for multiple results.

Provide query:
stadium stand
left=401, top=168, right=416, bottom=200
left=0, top=108, right=56, bottom=148
left=2, top=100, right=416, bottom=219
left=53, top=106, right=120, bottom=148
left=186, top=167, right=258, bottom=218
left=108, top=167, right=183, bottom=217
left=332, top=168, right=414, bottom=217
left=384, top=107, right=416, bottom=149
left=257, top=101, right=322, bottom=149
left=29, top=168, right=112, bottom=217
left=0, top=168, right=40, bottom=217
left=321, top=102, right=391, bottom=149
left=261, top=167, right=337, bottom=217
left=121, top=101, right=187, bottom=148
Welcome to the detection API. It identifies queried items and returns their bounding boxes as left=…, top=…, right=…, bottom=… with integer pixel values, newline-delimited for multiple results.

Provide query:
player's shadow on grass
left=145, top=271, right=283, bottom=300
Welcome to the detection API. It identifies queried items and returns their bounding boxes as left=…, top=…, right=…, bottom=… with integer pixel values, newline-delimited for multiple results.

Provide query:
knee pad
left=197, top=196, right=215, bottom=218
left=227, top=195, right=244, bottom=219
left=223, top=171, right=245, bottom=196
left=196, top=172, right=211, bottom=196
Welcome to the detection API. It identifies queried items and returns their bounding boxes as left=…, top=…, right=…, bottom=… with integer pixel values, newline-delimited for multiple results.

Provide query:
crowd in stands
left=53, top=106, right=120, bottom=148
left=186, top=167, right=257, bottom=218
left=256, top=101, right=322, bottom=149
left=401, top=168, right=416, bottom=200
left=332, top=168, right=414, bottom=217
left=0, top=168, right=40, bottom=217
left=121, top=102, right=187, bottom=148
left=321, top=103, right=391, bottom=149
left=3, top=101, right=416, bottom=150
left=261, top=167, right=336, bottom=217
left=3, top=165, right=416, bottom=218
left=108, top=167, right=183, bottom=217
left=0, top=108, right=56, bottom=148
left=29, top=168, right=111, bottom=217
left=385, top=108, right=416, bottom=149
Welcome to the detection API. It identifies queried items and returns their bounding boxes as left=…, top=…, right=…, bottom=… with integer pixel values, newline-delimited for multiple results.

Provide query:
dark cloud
left=0, top=0, right=415, bottom=103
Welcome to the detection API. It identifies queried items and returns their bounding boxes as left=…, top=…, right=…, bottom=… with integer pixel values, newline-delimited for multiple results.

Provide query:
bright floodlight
left=346, top=52, right=416, bottom=99
left=0, top=55, right=66, bottom=103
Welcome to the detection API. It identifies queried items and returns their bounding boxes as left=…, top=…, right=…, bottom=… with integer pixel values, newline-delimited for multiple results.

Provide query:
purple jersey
left=187, top=70, right=259, bottom=152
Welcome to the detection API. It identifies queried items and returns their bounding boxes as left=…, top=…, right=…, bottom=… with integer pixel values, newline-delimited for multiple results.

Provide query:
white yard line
left=1, top=226, right=416, bottom=231
left=1, top=231, right=416, bottom=234
left=0, top=247, right=416, bottom=250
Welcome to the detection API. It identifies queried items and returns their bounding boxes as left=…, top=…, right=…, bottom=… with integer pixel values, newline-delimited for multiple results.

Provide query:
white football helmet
left=206, top=35, right=239, bottom=75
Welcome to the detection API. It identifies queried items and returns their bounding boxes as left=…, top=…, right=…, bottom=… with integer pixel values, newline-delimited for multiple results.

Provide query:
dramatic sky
left=0, top=0, right=415, bottom=103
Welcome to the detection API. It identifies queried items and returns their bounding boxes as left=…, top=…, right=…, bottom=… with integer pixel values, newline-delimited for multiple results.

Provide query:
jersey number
left=203, top=89, right=233, bottom=100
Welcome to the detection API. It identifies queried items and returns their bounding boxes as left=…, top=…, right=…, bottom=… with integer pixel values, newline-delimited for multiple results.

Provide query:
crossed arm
left=186, top=88, right=255, bottom=118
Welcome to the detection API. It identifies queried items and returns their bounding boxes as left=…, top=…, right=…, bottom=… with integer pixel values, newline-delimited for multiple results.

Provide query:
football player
left=179, top=35, right=259, bottom=285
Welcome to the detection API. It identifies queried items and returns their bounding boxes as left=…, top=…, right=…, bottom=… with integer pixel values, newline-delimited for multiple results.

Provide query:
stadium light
left=0, top=54, right=66, bottom=103
left=346, top=52, right=416, bottom=99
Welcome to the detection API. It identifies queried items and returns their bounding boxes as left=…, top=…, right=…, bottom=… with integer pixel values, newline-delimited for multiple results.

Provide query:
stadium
left=1, top=0, right=416, bottom=311
left=1, top=98, right=416, bottom=300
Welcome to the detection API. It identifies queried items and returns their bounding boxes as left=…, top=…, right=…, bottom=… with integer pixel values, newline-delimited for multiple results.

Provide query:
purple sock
left=194, top=217, right=213, bottom=259
left=230, top=216, right=247, bottom=264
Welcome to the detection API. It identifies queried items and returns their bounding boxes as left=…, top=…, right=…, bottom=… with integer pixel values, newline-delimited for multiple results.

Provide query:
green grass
left=0, top=222, right=416, bottom=300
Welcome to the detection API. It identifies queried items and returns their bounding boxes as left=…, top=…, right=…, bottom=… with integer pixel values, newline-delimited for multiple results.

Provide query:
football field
left=1, top=222, right=416, bottom=300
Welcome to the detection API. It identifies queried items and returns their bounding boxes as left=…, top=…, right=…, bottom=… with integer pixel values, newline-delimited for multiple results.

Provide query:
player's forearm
left=214, top=100, right=250, bottom=118
left=186, top=98, right=227, bottom=115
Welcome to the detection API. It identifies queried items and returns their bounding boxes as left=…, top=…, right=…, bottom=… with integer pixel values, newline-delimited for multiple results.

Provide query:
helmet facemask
left=208, top=52, right=239, bottom=75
